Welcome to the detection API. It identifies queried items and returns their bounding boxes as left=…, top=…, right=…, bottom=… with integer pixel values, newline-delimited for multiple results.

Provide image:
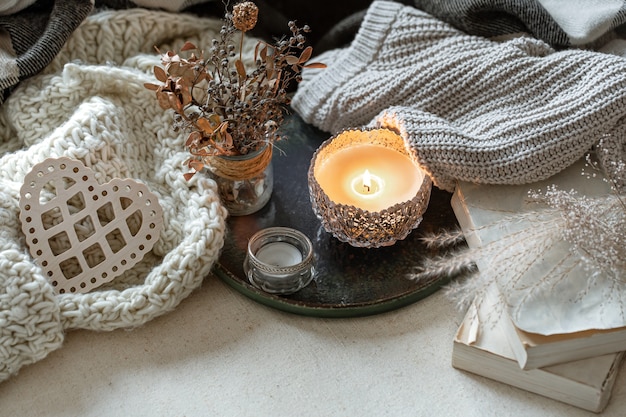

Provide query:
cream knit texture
left=0, top=9, right=233, bottom=382
left=292, top=1, right=626, bottom=192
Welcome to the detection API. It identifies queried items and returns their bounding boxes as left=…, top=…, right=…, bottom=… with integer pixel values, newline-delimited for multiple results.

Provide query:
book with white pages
left=450, top=157, right=626, bottom=369
left=452, top=283, right=624, bottom=413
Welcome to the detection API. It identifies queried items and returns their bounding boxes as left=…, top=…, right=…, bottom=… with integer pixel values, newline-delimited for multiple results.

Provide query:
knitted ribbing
left=0, top=9, right=235, bottom=382
left=291, top=1, right=626, bottom=192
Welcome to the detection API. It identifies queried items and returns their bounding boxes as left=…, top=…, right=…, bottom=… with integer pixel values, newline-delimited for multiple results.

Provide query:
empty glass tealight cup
left=244, top=227, right=315, bottom=294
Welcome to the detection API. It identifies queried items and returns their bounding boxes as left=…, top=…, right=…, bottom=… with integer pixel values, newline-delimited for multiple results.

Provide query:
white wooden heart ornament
left=19, top=157, right=164, bottom=294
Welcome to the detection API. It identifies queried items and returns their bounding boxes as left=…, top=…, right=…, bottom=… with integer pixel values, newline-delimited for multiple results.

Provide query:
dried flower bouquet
left=145, top=1, right=325, bottom=180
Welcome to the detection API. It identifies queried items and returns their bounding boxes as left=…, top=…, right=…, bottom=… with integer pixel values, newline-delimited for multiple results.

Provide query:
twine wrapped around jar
left=206, top=145, right=273, bottom=181
left=204, top=144, right=274, bottom=216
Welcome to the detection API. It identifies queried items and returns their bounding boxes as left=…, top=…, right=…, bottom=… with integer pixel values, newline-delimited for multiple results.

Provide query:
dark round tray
left=212, top=113, right=462, bottom=318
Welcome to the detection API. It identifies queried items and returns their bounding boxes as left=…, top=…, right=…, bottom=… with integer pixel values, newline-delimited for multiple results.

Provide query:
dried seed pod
left=232, top=1, right=258, bottom=32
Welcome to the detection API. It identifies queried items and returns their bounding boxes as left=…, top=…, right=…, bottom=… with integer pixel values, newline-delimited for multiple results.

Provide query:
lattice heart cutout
left=19, top=157, right=164, bottom=294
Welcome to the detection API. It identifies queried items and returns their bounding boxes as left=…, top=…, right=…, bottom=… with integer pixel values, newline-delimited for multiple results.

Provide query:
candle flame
left=362, top=170, right=371, bottom=192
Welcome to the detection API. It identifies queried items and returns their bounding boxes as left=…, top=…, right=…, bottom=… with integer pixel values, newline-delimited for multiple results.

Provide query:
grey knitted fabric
left=292, top=1, right=626, bottom=192
left=0, top=0, right=211, bottom=104
left=410, top=0, right=626, bottom=48
left=0, top=0, right=94, bottom=103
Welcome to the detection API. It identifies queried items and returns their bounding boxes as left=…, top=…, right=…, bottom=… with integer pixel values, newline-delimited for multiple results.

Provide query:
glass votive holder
left=308, top=128, right=432, bottom=248
left=244, top=227, right=315, bottom=294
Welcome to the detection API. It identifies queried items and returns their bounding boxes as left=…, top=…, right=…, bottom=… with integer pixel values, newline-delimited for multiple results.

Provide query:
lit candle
left=308, top=128, right=433, bottom=248
left=352, top=169, right=383, bottom=197
left=255, top=241, right=303, bottom=267
left=314, top=144, right=423, bottom=212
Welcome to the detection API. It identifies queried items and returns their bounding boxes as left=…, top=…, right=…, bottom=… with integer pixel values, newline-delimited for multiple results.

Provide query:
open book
left=452, top=284, right=624, bottom=413
left=502, top=319, right=626, bottom=370
left=451, top=157, right=626, bottom=369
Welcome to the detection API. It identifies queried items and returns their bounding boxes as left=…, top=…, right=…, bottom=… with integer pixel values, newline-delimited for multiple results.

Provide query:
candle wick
left=365, top=184, right=370, bottom=192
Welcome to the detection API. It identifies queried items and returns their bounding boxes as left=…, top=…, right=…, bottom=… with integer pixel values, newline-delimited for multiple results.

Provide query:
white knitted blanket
left=0, top=9, right=233, bottom=382
left=292, top=1, right=626, bottom=192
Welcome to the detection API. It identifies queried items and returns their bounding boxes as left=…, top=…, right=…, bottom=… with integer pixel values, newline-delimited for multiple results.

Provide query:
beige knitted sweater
left=292, top=1, right=626, bottom=192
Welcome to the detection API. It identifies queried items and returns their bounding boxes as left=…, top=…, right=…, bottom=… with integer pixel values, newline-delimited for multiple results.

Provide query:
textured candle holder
left=244, top=227, right=315, bottom=294
left=308, top=128, right=432, bottom=248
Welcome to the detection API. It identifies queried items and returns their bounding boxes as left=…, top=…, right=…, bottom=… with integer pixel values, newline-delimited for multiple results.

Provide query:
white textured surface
left=1, top=275, right=626, bottom=417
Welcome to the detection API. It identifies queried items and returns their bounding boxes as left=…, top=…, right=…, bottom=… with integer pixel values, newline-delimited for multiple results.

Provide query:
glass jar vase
left=205, top=145, right=273, bottom=216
